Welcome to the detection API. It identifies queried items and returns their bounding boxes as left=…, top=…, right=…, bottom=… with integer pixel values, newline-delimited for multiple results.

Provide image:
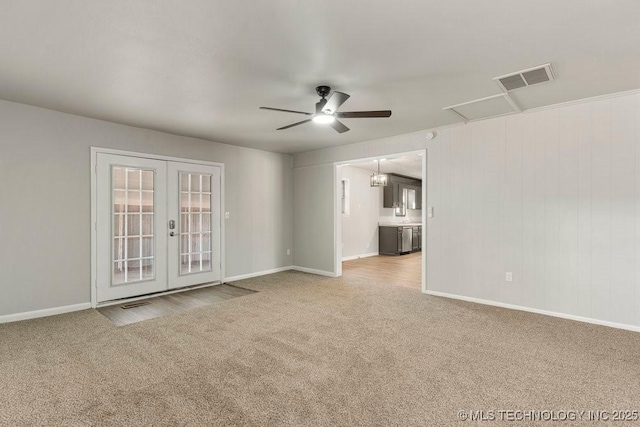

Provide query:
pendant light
left=370, top=159, right=388, bottom=187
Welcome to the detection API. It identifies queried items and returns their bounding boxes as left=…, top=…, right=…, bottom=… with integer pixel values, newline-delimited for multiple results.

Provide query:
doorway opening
left=335, top=150, right=427, bottom=292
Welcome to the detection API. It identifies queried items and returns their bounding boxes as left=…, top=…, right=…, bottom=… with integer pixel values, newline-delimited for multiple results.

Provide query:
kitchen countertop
left=378, top=222, right=422, bottom=227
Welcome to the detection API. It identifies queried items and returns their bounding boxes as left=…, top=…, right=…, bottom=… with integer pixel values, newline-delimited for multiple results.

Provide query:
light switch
left=428, top=207, right=434, bottom=218
left=225, top=212, right=230, bottom=219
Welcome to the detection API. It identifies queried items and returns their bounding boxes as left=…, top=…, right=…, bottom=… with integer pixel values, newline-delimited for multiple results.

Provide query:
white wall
left=339, top=166, right=380, bottom=259
left=0, top=100, right=293, bottom=316
left=293, top=90, right=640, bottom=329
left=292, top=164, right=335, bottom=274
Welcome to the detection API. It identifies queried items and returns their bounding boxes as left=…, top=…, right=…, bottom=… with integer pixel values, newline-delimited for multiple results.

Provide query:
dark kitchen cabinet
left=379, top=226, right=399, bottom=255
left=379, top=225, right=422, bottom=255
left=382, top=174, right=422, bottom=210
left=412, top=226, right=420, bottom=251
left=383, top=182, right=401, bottom=209
left=379, top=226, right=404, bottom=255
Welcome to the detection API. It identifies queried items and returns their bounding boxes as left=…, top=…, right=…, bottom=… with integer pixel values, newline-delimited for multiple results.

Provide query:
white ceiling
left=1, top=1, right=640, bottom=154
left=349, top=155, right=423, bottom=180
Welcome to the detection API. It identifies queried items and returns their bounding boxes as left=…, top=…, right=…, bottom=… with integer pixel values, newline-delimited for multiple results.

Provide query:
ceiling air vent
left=494, top=63, right=555, bottom=92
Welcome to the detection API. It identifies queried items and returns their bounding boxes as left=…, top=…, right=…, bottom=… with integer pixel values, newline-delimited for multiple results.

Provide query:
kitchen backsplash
left=379, top=207, right=422, bottom=224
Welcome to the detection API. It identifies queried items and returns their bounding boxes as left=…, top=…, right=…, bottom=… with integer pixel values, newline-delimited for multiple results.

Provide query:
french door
left=96, top=153, right=221, bottom=303
left=167, top=161, right=221, bottom=289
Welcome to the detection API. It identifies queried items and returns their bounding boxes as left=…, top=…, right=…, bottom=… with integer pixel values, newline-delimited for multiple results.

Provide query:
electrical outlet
left=505, top=272, right=513, bottom=282
left=286, top=249, right=291, bottom=256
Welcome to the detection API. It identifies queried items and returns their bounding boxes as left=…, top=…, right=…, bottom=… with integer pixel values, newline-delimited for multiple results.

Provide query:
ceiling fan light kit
left=312, top=114, right=335, bottom=124
left=260, top=86, right=392, bottom=134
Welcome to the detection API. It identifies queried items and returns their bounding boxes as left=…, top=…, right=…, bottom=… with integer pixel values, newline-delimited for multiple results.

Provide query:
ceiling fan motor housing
left=316, top=85, right=331, bottom=99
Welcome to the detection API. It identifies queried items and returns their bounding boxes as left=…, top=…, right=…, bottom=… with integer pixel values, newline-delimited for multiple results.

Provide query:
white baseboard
left=0, top=303, right=92, bottom=324
left=341, top=252, right=378, bottom=262
left=224, top=266, right=293, bottom=283
left=291, top=266, right=338, bottom=277
left=425, top=290, right=640, bottom=333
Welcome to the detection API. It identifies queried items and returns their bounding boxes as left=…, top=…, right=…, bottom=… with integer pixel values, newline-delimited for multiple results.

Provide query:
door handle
left=169, top=231, right=176, bottom=237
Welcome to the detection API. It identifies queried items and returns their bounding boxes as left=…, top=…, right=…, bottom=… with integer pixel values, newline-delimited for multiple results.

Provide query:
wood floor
left=342, top=252, right=422, bottom=290
left=97, top=284, right=256, bottom=326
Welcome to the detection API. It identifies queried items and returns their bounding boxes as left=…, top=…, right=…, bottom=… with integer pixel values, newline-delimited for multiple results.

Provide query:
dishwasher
left=401, top=226, right=413, bottom=253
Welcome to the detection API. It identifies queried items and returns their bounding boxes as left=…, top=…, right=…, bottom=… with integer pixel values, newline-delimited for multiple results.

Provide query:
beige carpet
left=2, top=271, right=640, bottom=426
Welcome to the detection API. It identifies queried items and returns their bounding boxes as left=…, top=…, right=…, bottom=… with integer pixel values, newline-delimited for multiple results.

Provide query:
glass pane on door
left=179, top=172, right=213, bottom=274
left=112, top=166, right=155, bottom=285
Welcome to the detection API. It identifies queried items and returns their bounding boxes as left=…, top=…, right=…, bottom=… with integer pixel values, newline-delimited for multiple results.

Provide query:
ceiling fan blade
left=315, top=99, right=327, bottom=114
left=336, top=110, right=392, bottom=118
left=260, top=107, right=313, bottom=116
left=276, top=119, right=312, bottom=130
left=330, top=119, right=350, bottom=134
left=322, top=91, right=350, bottom=114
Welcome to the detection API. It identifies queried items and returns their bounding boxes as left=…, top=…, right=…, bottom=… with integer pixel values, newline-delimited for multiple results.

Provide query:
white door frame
left=90, top=147, right=225, bottom=308
left=333, top=149, right=427, bottom=293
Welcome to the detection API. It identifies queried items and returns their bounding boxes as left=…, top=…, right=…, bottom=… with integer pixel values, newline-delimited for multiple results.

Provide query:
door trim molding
left=90, top=147, right=226, bottom=308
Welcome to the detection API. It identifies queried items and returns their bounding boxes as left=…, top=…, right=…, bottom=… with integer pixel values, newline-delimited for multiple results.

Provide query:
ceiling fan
left=260, top=86, right=392, bottom=134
